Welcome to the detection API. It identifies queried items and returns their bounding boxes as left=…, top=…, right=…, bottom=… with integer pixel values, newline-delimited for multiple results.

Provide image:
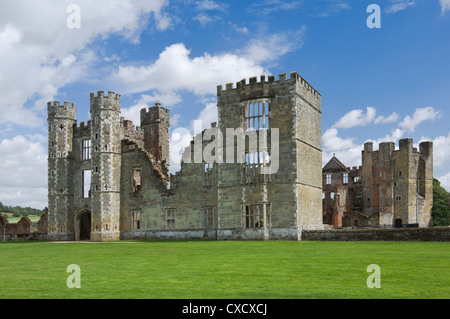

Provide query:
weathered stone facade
left=47, top=72, right=324, bottom=242
left=322, top=139, right=433, bottom=228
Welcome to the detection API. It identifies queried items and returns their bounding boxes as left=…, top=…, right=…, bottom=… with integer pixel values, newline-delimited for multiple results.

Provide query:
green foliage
left=432, top=179, right=450, bottom=226
left=0, top=203, right=45, bottom=218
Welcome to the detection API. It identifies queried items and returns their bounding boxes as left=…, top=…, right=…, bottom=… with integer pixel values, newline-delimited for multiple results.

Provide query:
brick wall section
left=303, top=227, right=450, bottom=241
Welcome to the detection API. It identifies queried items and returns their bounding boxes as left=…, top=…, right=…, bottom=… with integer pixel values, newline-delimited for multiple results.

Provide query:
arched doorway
left=75, top=210, right=91, bottom=241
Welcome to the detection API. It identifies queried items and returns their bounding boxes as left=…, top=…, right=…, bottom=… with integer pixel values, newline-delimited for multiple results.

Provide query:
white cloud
left=385, top=1, right=415, bottom=14
left=191, top=103, right=218, bottom=132
left=419, top=131, right=450, bottom=169
left=243, top=28, right=306, bottom=64
left=440, top=0, right=450, bottom=14
left=228, top=22, right=248, bottom=34
left=322, top=127, right=357, bottom=152
left=193, top=13, right=214, bottom=26
left=0, top=135, right=48, bottom=209
left=113, top=43, right=267, bottom=96
left=438, top=171, right=450, bottom=192
left=170, top=127, right=193, bottom=172
left=398, top=106, right=441, bottom=132
left=195, top=0, right=227, bottom=11
left=0, top=0, right=169, bottom=128
left=374, top=112, right=399, bottom=124
left=248, top=1, right=304, bottom=15
left=121, top=92, right=182, bottom=125
left=334, top=107, right=377, bottom=129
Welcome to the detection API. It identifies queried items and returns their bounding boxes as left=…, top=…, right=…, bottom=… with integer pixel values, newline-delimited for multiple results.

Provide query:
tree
left=432, top=178, right=450, bottom=226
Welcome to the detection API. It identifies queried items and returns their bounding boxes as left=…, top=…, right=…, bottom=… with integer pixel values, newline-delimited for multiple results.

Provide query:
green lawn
left=0, top=240, right=448, bottom=299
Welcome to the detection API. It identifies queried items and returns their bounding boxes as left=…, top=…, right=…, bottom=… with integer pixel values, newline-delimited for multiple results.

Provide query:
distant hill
left=0, top=202, right=46, bottom=218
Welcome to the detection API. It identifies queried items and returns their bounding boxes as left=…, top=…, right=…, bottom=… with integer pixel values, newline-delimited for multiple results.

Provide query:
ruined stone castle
left=45, top=71, right=433, bottom=242
left=322, top=139, right=433, bottom=228
left=47, top=72, right=323, bottom=241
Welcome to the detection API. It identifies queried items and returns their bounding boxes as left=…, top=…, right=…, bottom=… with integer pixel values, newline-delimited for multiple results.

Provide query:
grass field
left=0, top=240, right=448, bottom=299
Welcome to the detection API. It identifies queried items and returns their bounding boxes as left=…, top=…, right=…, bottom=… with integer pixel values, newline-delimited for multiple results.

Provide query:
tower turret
left=89, top=90, right=122, bottom=241
left=47, top=100, right=77, bottom=240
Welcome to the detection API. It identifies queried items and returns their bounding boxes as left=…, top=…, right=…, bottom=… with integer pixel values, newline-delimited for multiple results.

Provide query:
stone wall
left=1, top=213, right=48, bottom=242
left=302, top=227, right=450, bottom=241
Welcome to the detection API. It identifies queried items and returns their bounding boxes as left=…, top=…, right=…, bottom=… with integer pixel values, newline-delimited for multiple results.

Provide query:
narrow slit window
left=132, top=212, right=141, bottom=230
left=82, top=170, right=91, bottom=198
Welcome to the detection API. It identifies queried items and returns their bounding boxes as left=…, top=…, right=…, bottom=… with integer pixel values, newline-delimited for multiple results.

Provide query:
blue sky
left=0, top=0, right=449, bottom=209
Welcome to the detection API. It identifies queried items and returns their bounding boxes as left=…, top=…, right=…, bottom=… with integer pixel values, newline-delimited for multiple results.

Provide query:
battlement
left=216, top=72, right=321, bottom=98
left=140, top=103, right=170, bottom=126
left=348, top=166, right=362, bottom=172
left=74, top=120, right=92, bottom=129
left=89, top=90, right=121, bottom=100
left=47, top=100, right=77, bottom=120
left=47, top=100, right=76, bottom=109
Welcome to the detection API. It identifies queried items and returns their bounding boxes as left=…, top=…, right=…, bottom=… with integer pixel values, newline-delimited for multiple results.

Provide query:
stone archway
left=75, top=209, right=91, bottom=241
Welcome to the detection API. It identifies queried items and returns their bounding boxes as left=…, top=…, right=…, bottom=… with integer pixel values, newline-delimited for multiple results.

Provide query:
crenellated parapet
left=89, top=90, right=121, bottom=112
left=47, top=100, right=77, bottom=120
left=140, top=103, right=170, bottom=126
left=217, top=72, right=321, bottom=111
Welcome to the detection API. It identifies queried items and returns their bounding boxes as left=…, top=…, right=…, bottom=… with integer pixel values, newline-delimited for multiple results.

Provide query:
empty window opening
left=132, top=212, right=141, bottom=230
left=133, top=168, right=141, bottom=192
left=326, top=174, right=331, bottom=185
left=204, top=163, right=213, bottom=187
left=82, top=170, right=91, bottom=198
left=243, top=204, right=270, bottom=228
left=82, top=140, right=91, bottom=160
left=396, top=195, right=402, bottom=201
left=244, top=100, right=270, bottom=131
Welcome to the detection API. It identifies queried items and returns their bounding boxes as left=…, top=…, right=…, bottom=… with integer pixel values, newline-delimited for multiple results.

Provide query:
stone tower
left=47, top=100, right=77, bottom=240
left=140, top=103, right=170, bottom=172
left=215, top=72, right=323, bottom=240
left=89, top=91, right=122, bottom=241
left=362, top=138, right=433, bottom=227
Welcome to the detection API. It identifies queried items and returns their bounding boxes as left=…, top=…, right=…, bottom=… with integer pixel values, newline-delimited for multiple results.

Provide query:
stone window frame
left=343, top=173, right=348, bottom=184
left=132, top=167, right=141, bottom=192
left=243, top=99, right=270, bottom=132
left=165, top=208, right=176, bottom=229
left=131, top=211, right=141, bottom=230
left=203, top=162, right=214, bottom=187
left=242, top=203, right=270, bottom=229
left=81, top=139, right=91, bottom=160
left=326, top=174, right=332, bottom=185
